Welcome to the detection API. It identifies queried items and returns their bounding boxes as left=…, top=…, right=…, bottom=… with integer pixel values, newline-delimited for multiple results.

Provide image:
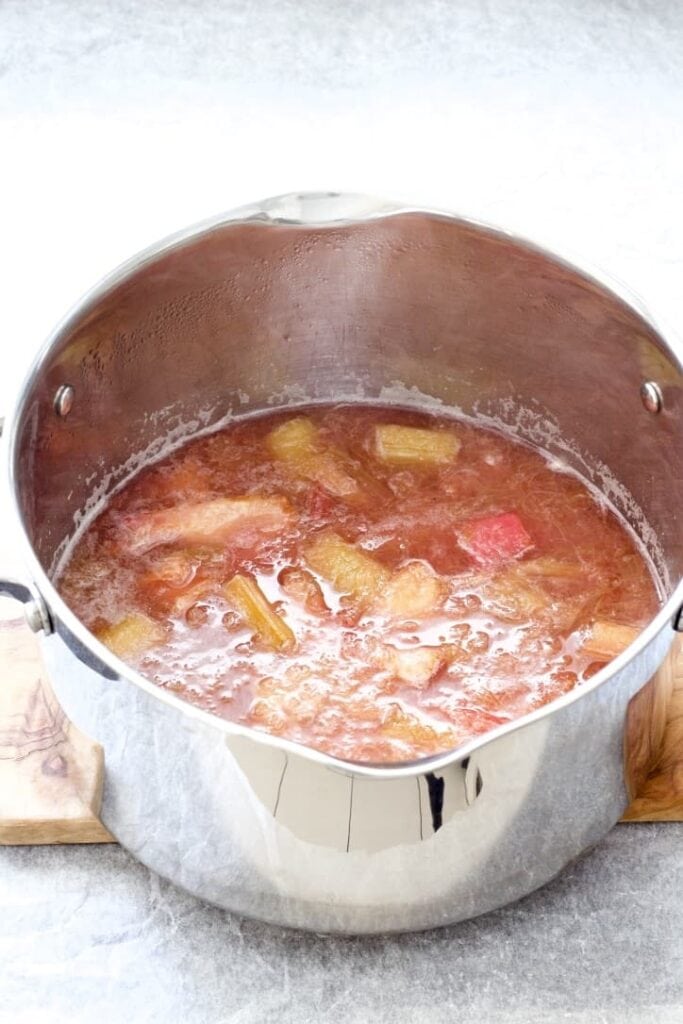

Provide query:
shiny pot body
left=3, top=193, right=683, bottom=933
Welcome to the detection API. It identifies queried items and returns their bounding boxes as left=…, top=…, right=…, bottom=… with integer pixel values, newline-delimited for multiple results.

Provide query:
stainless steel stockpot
left=2, top=193, right=682, bottom=934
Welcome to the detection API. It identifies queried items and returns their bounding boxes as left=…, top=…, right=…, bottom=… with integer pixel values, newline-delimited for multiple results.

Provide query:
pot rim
left=5, top=190, right=683, bottom=779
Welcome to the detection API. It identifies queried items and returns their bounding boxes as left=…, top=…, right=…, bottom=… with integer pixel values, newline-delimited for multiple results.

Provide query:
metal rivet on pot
left=54, top=384, right=75, bottom=417
left=24, top=600, right=46, bottom=634
left=640, top=381, right=663, bottom=414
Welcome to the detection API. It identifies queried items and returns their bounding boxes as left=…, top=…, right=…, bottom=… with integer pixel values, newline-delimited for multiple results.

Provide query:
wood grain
left=622, top=637, right=683, bottom=822
left=0, top=616, right=680, bottom=844
left=0, top=618, right=113, bottom=844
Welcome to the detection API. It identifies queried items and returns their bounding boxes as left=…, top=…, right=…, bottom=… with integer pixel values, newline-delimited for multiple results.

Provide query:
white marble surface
left=2, top=0, right=683, bottom=415
left=2, top=827, right=683, bottom=1024
left=1, top=0, right=683, bottom=1020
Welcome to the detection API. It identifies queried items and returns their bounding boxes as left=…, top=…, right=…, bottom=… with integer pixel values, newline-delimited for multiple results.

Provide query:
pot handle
left=0, top=578, right=52, bottom=634
left=0, top=416, right=52, bottom=634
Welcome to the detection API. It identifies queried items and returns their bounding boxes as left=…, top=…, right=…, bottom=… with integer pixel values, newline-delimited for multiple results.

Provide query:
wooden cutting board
left=0, top=616, right=681, bottom=845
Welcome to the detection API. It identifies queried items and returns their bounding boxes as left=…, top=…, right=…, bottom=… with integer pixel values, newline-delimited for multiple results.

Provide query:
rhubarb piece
left=379, top=704, right=459, bottom=755
left=247, top=696, right=288, bottom=735
left=185, top=603, right=210, bottom=628
left=156, top=459, right=211, bottom=499
left=136, top=549, right=202, bottom=610
left=377, top=562, right=445, bottom=618
left=95, top=613, right=166, bottom=659
left=120, top=496, right=292, bottom=555
left=304, top=533, right=390, bottom=605
left=456, top=512, right=533, bottom=567
left=144, top=549, right=199, bottom=588
left=381, top=645, right=449, bottom=687
left=248, top=668, right=327, bottom=733
left=548, top=593, right=596, bottom=634
left=267, top=415, right=317, bottom=455
left=483, top=570, right=550, bottom=623
left=267, top=416, right=359, bottom=497
left=516, top=557, right=583, bottom=579
left=303, top=484, right=336, bottom=520
left=278, top=566, right=328, bottom=614
left=582, top=621, right=640, bottom=660
left=374, top=424, right=461, bottom=466
left=223, top=574, right=296, bottom=651
left=170, top=580, right=217, bottom=616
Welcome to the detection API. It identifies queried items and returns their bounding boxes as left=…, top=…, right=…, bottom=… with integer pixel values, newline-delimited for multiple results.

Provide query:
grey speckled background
left=1, top=1, right=683, bottom=1021
left=2, top=828, right=683, bottom=1023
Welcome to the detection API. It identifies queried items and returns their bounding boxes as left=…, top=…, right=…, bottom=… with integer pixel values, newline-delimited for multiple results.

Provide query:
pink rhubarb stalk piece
left=455, top=512, right=533, bottom=568
left=119, top=496, right=293, bottom=555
